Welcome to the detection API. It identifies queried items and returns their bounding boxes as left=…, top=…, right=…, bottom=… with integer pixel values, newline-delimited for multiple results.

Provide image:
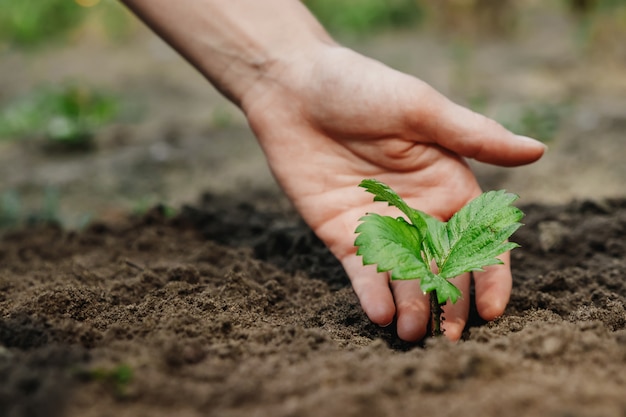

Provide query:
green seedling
left=79, top=364, right=134, bottom=398
left=0, top=83, right=118, bottom=150
left=354, top=179, right=523, bottom=336
left=502, top=102, right=567, bottom=143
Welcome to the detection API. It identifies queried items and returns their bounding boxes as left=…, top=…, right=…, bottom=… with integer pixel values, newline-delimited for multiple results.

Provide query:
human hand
left=119, top=0, right=544, bottom=341
left=242, top=46, right=545, bottom=341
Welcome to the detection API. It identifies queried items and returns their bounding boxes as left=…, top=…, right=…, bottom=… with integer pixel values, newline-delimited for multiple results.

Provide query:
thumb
left=410, top=89, right=547, bottom=167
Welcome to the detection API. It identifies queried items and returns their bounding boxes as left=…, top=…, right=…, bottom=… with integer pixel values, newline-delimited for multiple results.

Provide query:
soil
left=1, top=193, right=626, bottom=417
left=1, top=4, right=626, bottom=417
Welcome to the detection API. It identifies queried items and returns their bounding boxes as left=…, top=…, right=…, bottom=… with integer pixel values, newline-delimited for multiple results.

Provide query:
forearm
left=121, top=0, right=336, bottom=108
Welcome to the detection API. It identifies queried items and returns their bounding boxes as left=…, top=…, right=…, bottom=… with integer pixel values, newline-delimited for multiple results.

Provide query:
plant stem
left=430, top=291, right=445, bottom=337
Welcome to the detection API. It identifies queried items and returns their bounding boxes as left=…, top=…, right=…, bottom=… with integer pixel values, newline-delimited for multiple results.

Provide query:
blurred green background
left=1, top=0, right=625, bottom=230
left=2, top=0, right=626, bottom=47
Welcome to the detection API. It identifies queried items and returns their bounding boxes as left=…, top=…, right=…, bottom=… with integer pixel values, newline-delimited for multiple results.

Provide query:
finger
left=440, top=273, right=471, bottom=341
left=406, top=86, right=546, bottom=167
left=390, top=279, right=430, bottom=342
left=341, top=254, right=396, bottom=326
left=473, top=252, right=512, bottom=320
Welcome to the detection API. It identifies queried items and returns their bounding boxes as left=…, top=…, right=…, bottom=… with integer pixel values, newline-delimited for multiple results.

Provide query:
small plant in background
left=0, top=190, right=21, bottom=229
left=354, top=179, right=523, bottom=336
left=0, top=83, right=119, bottom=150
left=131, top=198, right=177, bottom=219
left=0, top=187, right=65, bottom=231
left=502, top=102, right=569, bottom=143
left=78, top=364, right=134, bottom=398
left=35, top=187, right=61, bottom=225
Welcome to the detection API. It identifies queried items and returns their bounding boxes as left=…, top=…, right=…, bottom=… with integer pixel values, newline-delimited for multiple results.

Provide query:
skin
left=122, top=0, right=546, bottom=341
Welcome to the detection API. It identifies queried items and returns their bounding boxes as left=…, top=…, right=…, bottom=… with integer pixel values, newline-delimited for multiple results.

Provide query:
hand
left=243, top=46, right=545, bottom=341
left=120, top=0, right=544, bottom=342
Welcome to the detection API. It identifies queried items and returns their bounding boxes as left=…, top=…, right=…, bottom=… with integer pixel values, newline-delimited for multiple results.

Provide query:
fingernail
left=379, top=320, right=394, bottom=328
left=515, top=135, right=548, bottom=149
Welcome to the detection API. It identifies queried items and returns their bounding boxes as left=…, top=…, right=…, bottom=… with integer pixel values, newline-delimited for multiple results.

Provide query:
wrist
left=122, top=0, right=337, bottom=110
left=213, top=3, right=337, bottom=113
left=238, top=35, right=338, bottom=117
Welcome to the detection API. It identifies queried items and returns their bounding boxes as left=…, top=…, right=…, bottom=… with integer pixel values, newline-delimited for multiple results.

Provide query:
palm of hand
left=245, top=47, right=540, bottom=341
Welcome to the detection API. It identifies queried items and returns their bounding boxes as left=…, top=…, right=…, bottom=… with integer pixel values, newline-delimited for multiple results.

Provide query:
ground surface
left=1, top=195, right=626, bottom=417
left=1, top=4, right=626, bottom=417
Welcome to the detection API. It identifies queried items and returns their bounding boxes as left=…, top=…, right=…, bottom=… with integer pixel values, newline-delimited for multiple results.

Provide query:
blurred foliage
left=0, top=0, right=86, bottom=47
left=566, top=0, right=626, bottom=13
left=1, top=0, right=623, bottom=49
left=0, top=83, right=119, bottom=150
left=94, top=0, right=135, bottom=42
left=502, top=102, right=570, bottom=143
left=210, top=105, right=236, bottom=129
left=78, top=364, right=134, bottom=398
left=131, top=198, right=177, bottom=219
left=303, top=0, right=425, bottom=34
left=0, top=0, right=132, bottom=49
left=302, top=0, right=626, bottom=44
left=568, top=0, right=626, bottom=60
left=426, top=0, right=519, bottom=38
left=0, top=191, right=21, bottom=229
left=0, top=187, right=62, bottom=230
left=40, top=187, right=61, bottom=225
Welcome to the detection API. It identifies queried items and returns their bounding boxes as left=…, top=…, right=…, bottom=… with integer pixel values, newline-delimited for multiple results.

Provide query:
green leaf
left=418, top=212, right=448, bottom=267
left=439, top=190, right=523, bottom=278
left=359, top=179, right=449, bottom=267
left=355, top=180, right=523, bottom=307
left=358, top=179, right=429, bottom=240
left=419, top=271, right=463, bottom=304
left=354, top=213, right=429, bottom=279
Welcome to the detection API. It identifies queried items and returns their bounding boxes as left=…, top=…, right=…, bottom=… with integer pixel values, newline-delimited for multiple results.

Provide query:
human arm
left=121, top=0, right=335, bottom=108
left=121, top=0, right=546, bottom=341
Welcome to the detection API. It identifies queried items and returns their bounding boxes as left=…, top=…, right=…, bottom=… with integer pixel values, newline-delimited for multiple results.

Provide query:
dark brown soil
left=1, top=191, right=625, bottom=417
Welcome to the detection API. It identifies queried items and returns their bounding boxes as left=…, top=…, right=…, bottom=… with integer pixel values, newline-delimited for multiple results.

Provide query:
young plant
left=0, top=83, right=118, bottom=150
left=78, top=364, right=134, bottom=398
left=354, top=179, right=523, bottom=336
